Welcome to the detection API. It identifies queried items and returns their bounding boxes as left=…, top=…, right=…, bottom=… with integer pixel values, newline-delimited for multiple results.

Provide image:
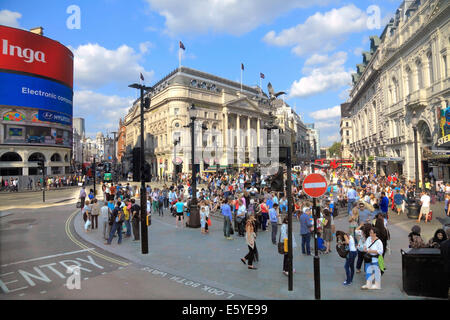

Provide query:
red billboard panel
left=0, top=25, right=73, bottom=88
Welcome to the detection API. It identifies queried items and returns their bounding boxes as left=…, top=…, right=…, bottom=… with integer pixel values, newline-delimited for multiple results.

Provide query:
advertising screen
left=0, top=25, right=73, bottom=88
left=0, top=71, right=73, bottom=118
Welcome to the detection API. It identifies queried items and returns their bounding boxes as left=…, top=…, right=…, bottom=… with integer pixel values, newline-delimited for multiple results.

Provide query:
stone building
left=122, top=67, right=311, bottom=177
left=347, top=0, right=449, bottom=182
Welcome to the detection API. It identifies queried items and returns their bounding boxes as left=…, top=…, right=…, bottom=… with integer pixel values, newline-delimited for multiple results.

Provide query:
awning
left=375, top=157, right=404, bottom=162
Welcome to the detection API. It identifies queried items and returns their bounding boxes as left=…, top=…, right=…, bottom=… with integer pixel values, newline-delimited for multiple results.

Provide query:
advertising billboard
left=0, top=71, right=73, bottom=117
left=0, top=25, right=73, bottom=88
left=0, top=26, right=74, bottom=148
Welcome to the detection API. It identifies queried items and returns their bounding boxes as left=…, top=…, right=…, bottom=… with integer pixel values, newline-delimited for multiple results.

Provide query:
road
left=0, top=203, right=245, bottom=299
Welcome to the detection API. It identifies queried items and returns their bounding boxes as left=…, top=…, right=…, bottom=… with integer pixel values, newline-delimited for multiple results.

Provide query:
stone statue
left=267, top=82, right=286, bottom=102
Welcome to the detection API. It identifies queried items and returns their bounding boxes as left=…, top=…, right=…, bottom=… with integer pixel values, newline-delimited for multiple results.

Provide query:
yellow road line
left=65, top=210, right=129, bottom=267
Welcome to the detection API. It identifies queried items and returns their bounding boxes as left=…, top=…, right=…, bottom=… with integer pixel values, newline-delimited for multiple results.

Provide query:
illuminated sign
left=0, top=25, right=73, bottom=88
left=0, top=72, right=73, bottom=117
left=438, top=134, right=450, bottom=146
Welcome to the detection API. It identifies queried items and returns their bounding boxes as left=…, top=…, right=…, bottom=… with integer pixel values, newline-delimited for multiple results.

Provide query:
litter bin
left=401, top=248, right=449, bottom=299
left=406, top=200, right=420, bottom=219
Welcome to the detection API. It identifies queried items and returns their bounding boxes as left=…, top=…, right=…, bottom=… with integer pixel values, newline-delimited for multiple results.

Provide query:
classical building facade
left=306, top=123, right=320, bottom=160
left=340, top=103, right=353, bottom=159
left=122, top=67, right=311, bottom=177
left=347, top=0, right=449, bottom=182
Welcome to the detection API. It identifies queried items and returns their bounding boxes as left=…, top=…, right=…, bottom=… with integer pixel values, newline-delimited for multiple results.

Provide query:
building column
left=257, top=118, right=261, bottom=147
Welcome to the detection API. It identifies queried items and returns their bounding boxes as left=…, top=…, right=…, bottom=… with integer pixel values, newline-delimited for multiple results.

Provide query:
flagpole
left=179, top=48, right=181, bottom=69
left=240, top=68, right=243, bottom=93
left=259, top=76, right=262, bottom=97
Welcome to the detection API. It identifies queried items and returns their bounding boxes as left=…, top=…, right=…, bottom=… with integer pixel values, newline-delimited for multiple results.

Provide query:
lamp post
left=128, top=82, right=152, bottom=254
left=411, top=111, right=419, bottom=193
left=184, top=103, right=206, bottom=228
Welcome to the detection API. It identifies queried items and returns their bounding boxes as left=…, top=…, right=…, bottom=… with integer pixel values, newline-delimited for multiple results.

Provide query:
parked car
left=27, top=135, right=44, bottom=143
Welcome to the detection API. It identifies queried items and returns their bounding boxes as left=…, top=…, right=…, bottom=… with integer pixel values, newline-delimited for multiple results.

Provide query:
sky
left=0, top=0, right=401, bottom=147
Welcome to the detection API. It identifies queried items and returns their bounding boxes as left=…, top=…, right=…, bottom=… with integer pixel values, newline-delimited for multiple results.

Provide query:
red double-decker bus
left=314, top=158, right=353, bottom=169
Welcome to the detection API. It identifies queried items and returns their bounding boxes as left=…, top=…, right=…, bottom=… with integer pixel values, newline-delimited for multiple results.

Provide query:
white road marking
left=1, top=248, right=95, bottom=268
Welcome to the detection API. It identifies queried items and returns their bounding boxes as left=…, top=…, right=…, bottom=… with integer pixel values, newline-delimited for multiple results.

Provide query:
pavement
left=73, top=195, right=450, bottom=300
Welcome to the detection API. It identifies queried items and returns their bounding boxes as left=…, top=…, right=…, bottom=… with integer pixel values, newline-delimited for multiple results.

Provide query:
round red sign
left=302, top=173, right=328, bottom=198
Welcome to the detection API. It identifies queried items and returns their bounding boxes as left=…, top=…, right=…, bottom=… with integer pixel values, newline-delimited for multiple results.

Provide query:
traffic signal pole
left=313, top=197, right=321, bottom=299
left=286, top=147, right=293, bottom=291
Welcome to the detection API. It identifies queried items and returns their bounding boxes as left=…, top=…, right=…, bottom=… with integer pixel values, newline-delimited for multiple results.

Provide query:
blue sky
left=1, top=0, right=401, bottom=147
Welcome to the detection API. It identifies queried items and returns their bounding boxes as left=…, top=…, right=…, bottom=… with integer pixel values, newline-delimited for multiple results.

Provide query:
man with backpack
left=105, top=203, right=125, bottom=245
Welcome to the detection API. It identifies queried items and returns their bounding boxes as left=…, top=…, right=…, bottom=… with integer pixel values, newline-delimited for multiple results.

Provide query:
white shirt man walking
left=417, top=191, right=431, bottom=223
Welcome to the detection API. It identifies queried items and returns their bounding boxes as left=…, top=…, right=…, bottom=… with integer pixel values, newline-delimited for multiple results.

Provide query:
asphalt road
left=0, top=203, right=245, bottom=300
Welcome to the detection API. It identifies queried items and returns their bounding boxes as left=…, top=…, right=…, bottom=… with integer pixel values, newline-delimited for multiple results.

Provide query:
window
left=443, top=55, right=448, bottom=79
left=346, top=130, right=349, bottom=136
left=406, top=67, right=413, bottom=95
left=427, top=52, right=434, bottom=85
left=346, top=139, right=350, bottom=144
left=204, top=112, right=208, bottom=118
left=416, top=60, right=423, bottom=89
left=174, top=108, right=179, bottom=115
left=346, top=122, right=349, bottom=127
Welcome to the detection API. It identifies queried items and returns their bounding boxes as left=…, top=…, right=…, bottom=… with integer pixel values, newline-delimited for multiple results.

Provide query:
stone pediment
left=225, top=97, right=264, bottom=114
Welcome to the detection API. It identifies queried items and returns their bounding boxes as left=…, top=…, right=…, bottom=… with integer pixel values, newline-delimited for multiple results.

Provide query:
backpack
left=336, top=243, right=349, bottom=258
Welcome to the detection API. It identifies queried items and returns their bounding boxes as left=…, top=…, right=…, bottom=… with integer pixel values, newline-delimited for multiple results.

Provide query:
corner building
left=0, top=26, right=74, bottom=181
left=346, top=0, right=449, bottom=182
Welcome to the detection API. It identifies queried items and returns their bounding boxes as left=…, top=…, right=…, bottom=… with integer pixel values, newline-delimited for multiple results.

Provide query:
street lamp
left=129, top=82, right=152, bottom=254
left=184, top=103, right=206, bottom=228
left=411, top=111, right=419, bottom=193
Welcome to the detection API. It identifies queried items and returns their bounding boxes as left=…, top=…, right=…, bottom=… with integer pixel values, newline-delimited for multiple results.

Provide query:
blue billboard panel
left=0, top=71, right=73, bottom=116
left=38, top=109, right=72, bottom=126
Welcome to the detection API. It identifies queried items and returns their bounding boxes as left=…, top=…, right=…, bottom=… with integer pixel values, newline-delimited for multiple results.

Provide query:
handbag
left=277, top=233, right=285, bottom=254
left=363, top=239, right=379, bottom=263
left=207, top=217, right=212, bottom=226
left=76, top=201, right=82, bottom=208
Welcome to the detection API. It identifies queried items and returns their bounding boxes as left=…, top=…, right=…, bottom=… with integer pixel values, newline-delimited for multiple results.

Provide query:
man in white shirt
left=417, top=191, right=431, bottom=223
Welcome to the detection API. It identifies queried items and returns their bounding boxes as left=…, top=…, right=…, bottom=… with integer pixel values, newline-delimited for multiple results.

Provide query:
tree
left=328, top=142, right=342, bottom=158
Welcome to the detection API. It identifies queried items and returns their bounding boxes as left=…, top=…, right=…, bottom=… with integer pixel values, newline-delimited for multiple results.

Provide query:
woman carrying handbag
left=361, top=226, right=384, bottom=290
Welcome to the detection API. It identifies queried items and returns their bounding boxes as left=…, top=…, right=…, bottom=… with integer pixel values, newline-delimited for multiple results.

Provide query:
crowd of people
left=0, top=174, right=93, bottom=192
left=78, top=165, right=450, bottom=291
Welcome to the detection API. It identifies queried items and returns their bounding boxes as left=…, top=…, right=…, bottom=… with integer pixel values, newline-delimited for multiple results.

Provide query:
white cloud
left=0, top=9, right=22, bottom=28
left=310, top=106, right=341, bottom=120
left=263, top=4, right=368, bottom=56
left=74, top=90, right=133, bottom=130
left=145, top=0, right=330, bottom=36
left=139, top=41, right=154, bottom=54
left=326, top=133, right=340, bottom=143
left=70, top=43, right=154, bottom=90
left=290, top=51, right=353, bottom=98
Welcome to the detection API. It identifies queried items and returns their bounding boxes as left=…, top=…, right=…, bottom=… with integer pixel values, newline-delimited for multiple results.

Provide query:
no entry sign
left=302, top=173, right=328, bottom=198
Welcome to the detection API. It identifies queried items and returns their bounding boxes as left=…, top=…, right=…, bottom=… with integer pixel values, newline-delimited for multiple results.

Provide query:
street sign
left=302, top=173, right=328, bottom=198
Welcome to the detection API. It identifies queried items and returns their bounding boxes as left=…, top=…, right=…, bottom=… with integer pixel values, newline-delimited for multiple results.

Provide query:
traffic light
left=37, top=160, right=45, bottom=171
left=270, top=167, right=284, bottom=191
left=143, top=97, right=150, bottom=109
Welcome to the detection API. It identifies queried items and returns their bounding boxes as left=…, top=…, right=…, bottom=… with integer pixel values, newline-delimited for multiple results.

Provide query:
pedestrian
left=236, top=199, right=246, bottom=237
left=408, top=225, right=427, bottom=248
left=347, top=185, right=357, bottom=215
left=361, top=226, right=384, bottom=290
left=269, top=203, right=279, bottom=245
left=240, top=216, right=258, bottom=270
left=394, top=189, right=406, bottom=215
left=322, top=209, right=333, bottom=254
left=91, top=198, right=100, bottom=229
left=200, top=202, right=208, bottom=234
left=100, top=201, right=111, bottom=240
left=79, top=186, right=86, bottom=210
left=130, top=198, right=140, bottom=241
left=337, top=231, right=357, bottom=286
left=299, top=207, right=313, bottom=256
left=221, top=198, right=233, bottom=240
left=374, top=213, right=388, bottom=258
left=355, top=223, right=371, bottom=274
left=123, top=199, right=132, bottom=238
left=427, top=229, right=448, bottom=248
left=445, top=194, right=450, bottom=217
left=259, top=200, right=269, bottom=231
left=379, top=191, right=389, bottom=218
left=174, top=198, right=185, bottom=229
left=280, top=216, right=296, bottom=276
left=105, top=203, right=125, bottom=245
left=416, top=191, right=431, bottom=223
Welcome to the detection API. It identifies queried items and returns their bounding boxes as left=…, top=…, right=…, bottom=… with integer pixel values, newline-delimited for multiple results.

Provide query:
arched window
left=28, top=153, right=46, bottom=162
left=50, top=153, right=62, bottom=162
left=0, top=152, right=22, bottom=162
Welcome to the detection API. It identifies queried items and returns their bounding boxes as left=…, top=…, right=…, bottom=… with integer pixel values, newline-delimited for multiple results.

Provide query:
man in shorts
left=174, top=198, right=186, bottom=228
left=417, top=191, right=431, bottom=223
